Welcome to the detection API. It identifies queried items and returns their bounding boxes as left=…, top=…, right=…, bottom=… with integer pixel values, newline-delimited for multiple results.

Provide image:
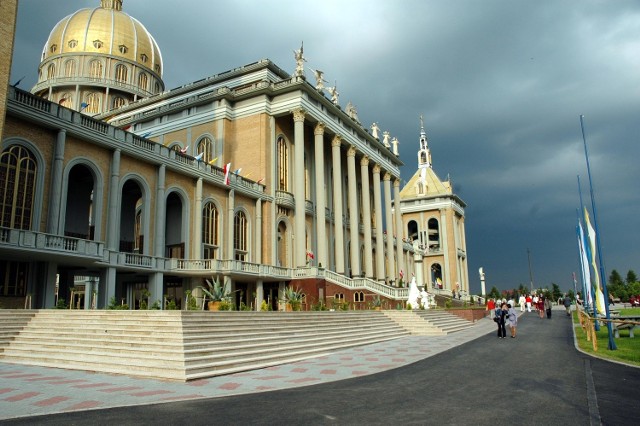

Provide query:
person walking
left=486, top=298, right=496, bottom=320
left=544, top=296, right=553, bottom=319
left=496, top=302, right=508, bottom=338
left=525, top=294, right=532, bottom=312
left=537, top=296, right=545, bottom=319
left=507, top=303, right=518, bottom=338
left=518, top=294, right=526, bottom=312
left=563, top=294, right=572, bottom=316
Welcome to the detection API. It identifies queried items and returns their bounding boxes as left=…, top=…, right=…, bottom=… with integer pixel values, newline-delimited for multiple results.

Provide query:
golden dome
left=42, top=0, right=162, bottom=77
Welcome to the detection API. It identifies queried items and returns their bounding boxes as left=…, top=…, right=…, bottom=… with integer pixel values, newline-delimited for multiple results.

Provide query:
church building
left=0, top=0, right=469, bottom=310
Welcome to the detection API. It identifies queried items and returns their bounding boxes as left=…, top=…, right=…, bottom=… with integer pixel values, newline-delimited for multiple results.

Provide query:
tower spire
left=101, top=0, right=123, bottom=10
left=417, top=115, right=431, bottom=169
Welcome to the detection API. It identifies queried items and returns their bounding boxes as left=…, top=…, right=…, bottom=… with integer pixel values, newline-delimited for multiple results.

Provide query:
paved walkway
left=2, top=306, right=639, bottom=425
left=0, top=313, right=496, bottom=421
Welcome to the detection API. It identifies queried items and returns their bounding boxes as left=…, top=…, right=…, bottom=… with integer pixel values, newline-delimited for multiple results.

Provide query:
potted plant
left=200, top=277, right=228, bottom=311
left=284, top=286, right=303, bottom=311
left=371, top=295, right=382, bottom=311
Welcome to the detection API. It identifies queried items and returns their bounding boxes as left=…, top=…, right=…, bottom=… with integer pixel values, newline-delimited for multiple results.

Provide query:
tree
left=609, top=269, right=623, bottom=286
left=626, top=270, right=638, bottom=285
left=488, top=286, right=501, bottom=300
left=551, top=283, right=562, bottom=302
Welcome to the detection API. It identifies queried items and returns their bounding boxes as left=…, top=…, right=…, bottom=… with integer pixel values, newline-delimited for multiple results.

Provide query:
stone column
left=107, top=149, right=121, bottom=251
left=47, top=129, right=66, bottom=234
left=255, top=198, right=262, bottom=263
left=227, top=190, right=235, bottom=260
left=383, top=173, right=395, bottom=284
left=372, top=164, right=385, bottom=281
left=314, top=123, right=327, bottom=268
left=360, top=156, right=373, bottom=278
left=346, top=146, right=360, bottom=277
left=154, top=164, right=166, bottom=257
left=193, top=177, right=203, bottom=259
left=293, top=109, right=306, bottom=267
left=394, top=178, right=404, bottom=278
left=440, top=208, right=450, bottom=289
left=331, top=135, right=345, bottom=274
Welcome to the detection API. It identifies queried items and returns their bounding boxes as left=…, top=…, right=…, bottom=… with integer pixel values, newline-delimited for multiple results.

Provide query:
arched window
left=64, top=60, right=76, bottom=77
left=138, top=72, right=148, bottom=91
left=112, top=96, right=126, bottom=109
left=47, top=63, right=56, bottom=79
left=89, top=60, right=103, bottom=79
left=202, top=201, right=219, bottom=259
left=84, top=93, right=101, bottom=114
left=277, top=136, right=288, bottom=191
left=234, top=211, right=248, bottom=261
left=407, top=220, right=418, bottom=242
left=0, top=145, right=37, bottom=230
left=197, top=137, right=214, bottom=163
left=428, top=218, right=440, bottom=251
left=115, top=64, right=128, bottom=83
left=354, top=291, right=364, bottom=303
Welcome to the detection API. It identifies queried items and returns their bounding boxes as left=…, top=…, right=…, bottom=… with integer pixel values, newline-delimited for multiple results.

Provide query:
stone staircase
left=0, top=309, right=474, bottom=381
left=415, top=310, right=475, bottom=333
left=382, top=311, right=446, bottom=336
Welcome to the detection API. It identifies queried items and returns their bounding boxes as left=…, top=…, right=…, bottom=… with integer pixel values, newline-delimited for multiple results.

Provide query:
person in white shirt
left=518, top=294, right=526, bottom=312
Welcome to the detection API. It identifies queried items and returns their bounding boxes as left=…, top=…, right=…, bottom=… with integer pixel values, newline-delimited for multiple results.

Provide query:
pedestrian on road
left=518, top=294, right=526, bottom=312
left=544, top=296, right=553, bottom=319
left=496, top=302, right=508, bottom=338
left=507, top=303, right=518, bottom=338
left=487, top=298, right=496, bottom=319
left=563, top=294, right=572, bottom=316
left=537, top=296, right=545, bottom=319
left=525, top=294, right=532, bottom=312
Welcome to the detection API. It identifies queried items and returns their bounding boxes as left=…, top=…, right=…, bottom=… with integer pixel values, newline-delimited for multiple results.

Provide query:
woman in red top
left=537, top=296, right=545, bottom=318
left=525, top=295, right=532, bottom=312
left=486, top=298, right=496, bottom=319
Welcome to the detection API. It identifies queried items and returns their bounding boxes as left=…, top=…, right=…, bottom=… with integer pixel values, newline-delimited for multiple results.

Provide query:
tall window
left=64, top=60, right=76, bottom=77
left=59, top=92, right=72, bottom=108
left=304, top=154, right=310, bottom=199
left=112, top=96, right=126, bottom=109
left=0, top=145, right=37, bottom=230
left=277, top=136, right=288, bottom=191
left=197, top=137, right=214, bottom=163
left=0, top=261, right=28, bottom=297
left=428, top=218, right=440, bottom=250
left=138, top=72, right=148, bottom=91
left=202, top=201, right=219, bottom=259
left=234, top=211, right=248, bottom=261
left=89, top=60, right=103, bottom=79
left=115, top=64, right=128, bottom=83
left=47, top=63, right=56, bottom=79
left=85, top=93, right=101, bottom=114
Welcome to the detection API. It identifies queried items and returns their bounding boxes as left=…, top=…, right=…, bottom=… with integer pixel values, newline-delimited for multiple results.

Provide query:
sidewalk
left=0, top=316, right=496, bottom=421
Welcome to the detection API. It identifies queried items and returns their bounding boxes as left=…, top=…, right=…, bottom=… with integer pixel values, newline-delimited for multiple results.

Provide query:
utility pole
left=527, top=248, right=534, bottom=293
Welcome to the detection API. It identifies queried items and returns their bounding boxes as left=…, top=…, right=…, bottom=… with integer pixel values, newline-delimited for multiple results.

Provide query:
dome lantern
left=101, top=0, right=123, bottom=11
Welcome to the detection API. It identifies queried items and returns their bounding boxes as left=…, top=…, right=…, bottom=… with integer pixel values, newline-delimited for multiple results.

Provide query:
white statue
left=371, top=122, right=380, bottom=139
left=328, top=84, right=339, bottom=106
left=382, top=131, right=391, bottom=148
left=407, top=276, right=420, bottom=309
left=391, top=137, right=399, bottom=155
left=293, top=43, right=306, bottom=77
left=420, top=288, right=430, bottom=309
left=312, top=69, right=326, bottom=92
left=345, top=102, right=360, bottom=123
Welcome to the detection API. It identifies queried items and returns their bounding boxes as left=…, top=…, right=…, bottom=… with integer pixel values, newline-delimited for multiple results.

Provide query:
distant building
left=0, top=1, right=468, bottom=309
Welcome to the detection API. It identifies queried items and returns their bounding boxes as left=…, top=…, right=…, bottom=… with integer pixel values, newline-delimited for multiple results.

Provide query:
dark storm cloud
left=10, top=0, right=640, bottom=293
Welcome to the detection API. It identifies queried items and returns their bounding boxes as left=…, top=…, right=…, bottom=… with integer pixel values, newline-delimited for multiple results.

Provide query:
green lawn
left=573, top=309, right=640, bottom=366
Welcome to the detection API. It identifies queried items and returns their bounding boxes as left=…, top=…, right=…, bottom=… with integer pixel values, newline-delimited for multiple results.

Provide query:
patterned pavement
left=0, top=316, right=496, bottom=421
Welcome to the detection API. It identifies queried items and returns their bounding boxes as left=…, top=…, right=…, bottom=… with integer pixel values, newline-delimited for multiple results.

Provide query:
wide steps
left=0, top=309, right=467, bottom=381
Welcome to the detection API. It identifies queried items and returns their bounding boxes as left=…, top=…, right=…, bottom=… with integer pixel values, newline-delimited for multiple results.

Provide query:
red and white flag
left=223, top=163, right=231, bottom=185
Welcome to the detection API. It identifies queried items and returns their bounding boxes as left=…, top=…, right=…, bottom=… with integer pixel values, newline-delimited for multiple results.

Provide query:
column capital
left=347, top=145, right=357, bottom=157
left=331, top=135, right=342, bottom=147
left=372, top=164, right=381, bottom=174
left=394, top=178, right=401, bottom=188
left=292, top=108, right=306, bottom=122
left=383, top=172, right=391, bottom=181
left=314, top=122, right=325, bottom=135
left=360, top=155, right=370, bottom=167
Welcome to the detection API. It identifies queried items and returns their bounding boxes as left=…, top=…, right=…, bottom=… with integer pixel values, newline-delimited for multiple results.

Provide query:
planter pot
left=208, top=301, right=221, bottom=311
left=374, top=307, right=381, bottom=311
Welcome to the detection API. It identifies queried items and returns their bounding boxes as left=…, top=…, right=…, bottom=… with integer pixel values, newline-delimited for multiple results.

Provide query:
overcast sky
left=10, top=0, right=640, bottom=294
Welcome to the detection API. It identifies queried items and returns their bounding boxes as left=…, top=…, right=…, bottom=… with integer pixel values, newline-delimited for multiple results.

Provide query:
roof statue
left=328, top=83, right=339, bottom=106
left=345, top=102, right=360, bottom=124
left=293, top=42, right=306, bottom=77
left=382, top=131, right=391, bottom=148
left=391, top=137, right=399, bottom=156
left=312, top=69, right=327, bottom=92
left=370, top=122, right=380, bottom=139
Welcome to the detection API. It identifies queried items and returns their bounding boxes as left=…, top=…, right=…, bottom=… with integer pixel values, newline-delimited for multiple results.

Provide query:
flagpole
left=580, top=115, right=616, bottom=350
left=577, top=176, right=595, bottom=319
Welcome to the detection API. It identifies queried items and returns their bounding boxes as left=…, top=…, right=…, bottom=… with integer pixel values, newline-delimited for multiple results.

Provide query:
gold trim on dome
left=101, top=0, right=123, bottom=10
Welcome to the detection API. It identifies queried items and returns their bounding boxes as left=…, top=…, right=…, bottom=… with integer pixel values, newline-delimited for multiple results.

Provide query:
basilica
left=0, top=0, right=468, bottom=310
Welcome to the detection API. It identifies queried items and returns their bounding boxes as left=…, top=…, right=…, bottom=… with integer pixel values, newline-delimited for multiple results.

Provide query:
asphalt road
left=2, top=311, right=638, bottom=426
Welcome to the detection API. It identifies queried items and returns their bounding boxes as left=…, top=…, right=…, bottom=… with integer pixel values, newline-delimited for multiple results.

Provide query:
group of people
left=486, top=293, right=575, bottom=339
